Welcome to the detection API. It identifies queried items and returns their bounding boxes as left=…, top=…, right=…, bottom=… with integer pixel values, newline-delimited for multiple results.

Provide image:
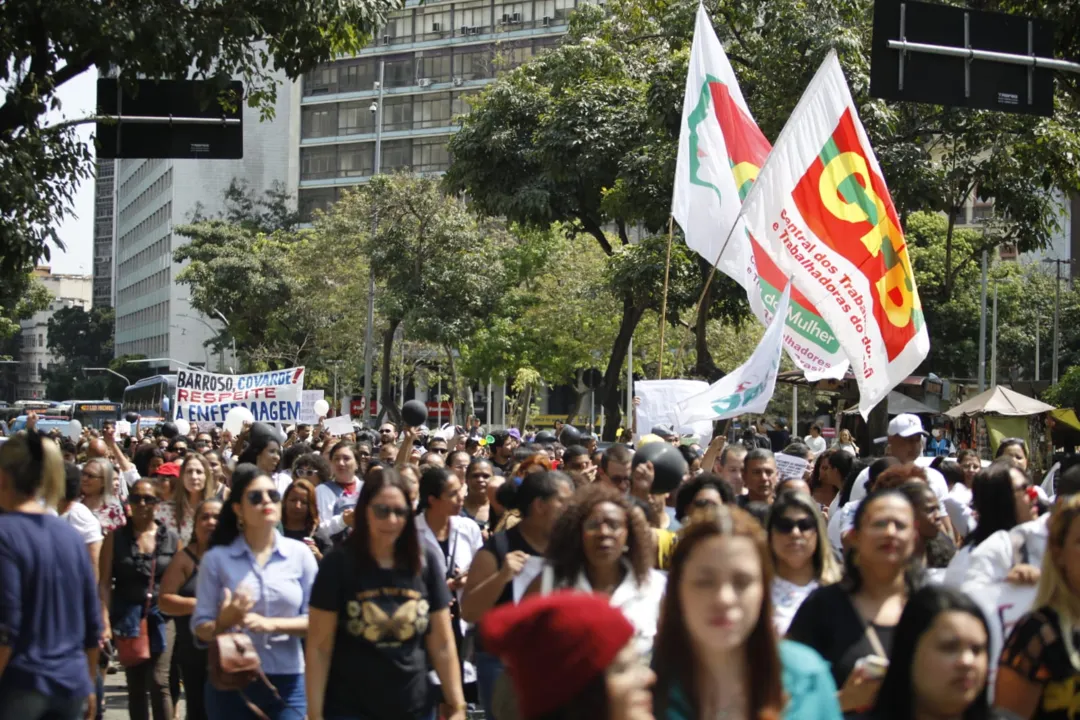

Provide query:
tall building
left=91, top=159, right=116, bottom=308
left=17, top=267, right=92, bottom=400
left=297, top=0, right=593, bottom=219
left=112, top=74, right=298, bottom=372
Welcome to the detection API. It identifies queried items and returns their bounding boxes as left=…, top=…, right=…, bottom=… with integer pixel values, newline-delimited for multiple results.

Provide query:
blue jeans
left=475, top=651, right=504, bottom=720
left=0, top=687, right=86, bottom=720
left=205, top=673, right=305, bottom=720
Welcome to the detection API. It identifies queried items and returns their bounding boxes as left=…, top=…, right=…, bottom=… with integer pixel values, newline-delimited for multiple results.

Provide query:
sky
left=45, top=68, right=99, bottom=276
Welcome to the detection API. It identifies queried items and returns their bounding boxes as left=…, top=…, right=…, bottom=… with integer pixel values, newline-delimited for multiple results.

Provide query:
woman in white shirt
left=767, top=490, right=840, bottom=634
left=414, top=466, right=484, bottom=701
left=525, top=484, right=665, bottom=658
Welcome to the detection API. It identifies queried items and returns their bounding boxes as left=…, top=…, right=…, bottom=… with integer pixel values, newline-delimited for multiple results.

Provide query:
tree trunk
left=564, top=369, right=589, bottom=426
left=465, top=380, right=476, bottom=430
left=516, top=382, right=533, bottom=430
left=379, top=319, right=402, bottom=425
left=600, top=296, right=647, bottom=440
left=943, top=212, right=957, bottom=300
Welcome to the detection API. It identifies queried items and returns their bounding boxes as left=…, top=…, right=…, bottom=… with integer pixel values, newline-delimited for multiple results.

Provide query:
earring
left=237, top=517, right=245, bottom=530
left=622, top=545, right=630, bottom=553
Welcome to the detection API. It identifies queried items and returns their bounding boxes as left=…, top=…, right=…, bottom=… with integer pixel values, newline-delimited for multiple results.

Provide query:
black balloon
left=160, top=421, right=179, bottom=439
left=125, top=412, right=140, bottom=423
left=402, top=400, right=428, bottom=428
left=632, top=442, right=688, bottom=494
left=535, top=430, right=557, bottom=445
left=558, top=425, right=582, bottom=447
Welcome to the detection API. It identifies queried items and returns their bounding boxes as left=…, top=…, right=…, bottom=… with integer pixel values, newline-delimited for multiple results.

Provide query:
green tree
left=0, top=0, right=400, bottom=281
left=0, top=271, right=50, bottom=344
left=41, top=306, right=150, bottom=399
left=317, top=173, right=518, bottom=425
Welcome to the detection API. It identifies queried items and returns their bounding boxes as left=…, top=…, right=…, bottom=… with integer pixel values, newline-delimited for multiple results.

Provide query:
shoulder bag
left=115, top=556, right=155, bottom=668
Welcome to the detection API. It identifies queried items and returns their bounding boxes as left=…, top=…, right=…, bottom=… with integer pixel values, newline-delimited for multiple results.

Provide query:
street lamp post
left=211, top=308, right=237, bottom=374
left=361, top=60, right=385, bottom=428
left=177, top=313, right=227, bottom=372
left=84, top=367, right=131, bottom=385
left=127, top=358, right=204, bottom=371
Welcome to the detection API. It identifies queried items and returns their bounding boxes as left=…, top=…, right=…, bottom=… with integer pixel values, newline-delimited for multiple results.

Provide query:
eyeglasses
left=194, top=441, right=210, bottom=449
left=294, top=467, right=318, bottom=478
left=129, top=494, right=159, bottom=506
left=81, top=470, right=104, bottom=480
left=584, top=517, right=626, bottom=532
left=773, top=516, right=816, bottom=534
left=608, top=475, right=631, bottom=486
left=246, top=489, right=282, bottom=506
left=428, top=447, right=448, bottom=454
left=371, top=503, right=410, bottom=520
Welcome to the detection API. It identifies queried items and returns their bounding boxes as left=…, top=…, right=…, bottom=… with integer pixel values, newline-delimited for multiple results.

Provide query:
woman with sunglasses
left=193, top=464, right=318, bottom=719
left=315, top=442, right=363, bottom=539
left=292, top=452, right=332, bottom=487
left=767, top=491, right=841, bottom=635
left=159, top=499, right=222, bottom=720
left=103, top=479, right=179, bottom=720
left=281, top=478, right=331, bottom=561
left=306, top=469, right=467, bottom=720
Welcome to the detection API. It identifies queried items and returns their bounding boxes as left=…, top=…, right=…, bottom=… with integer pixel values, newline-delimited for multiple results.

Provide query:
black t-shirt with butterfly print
left=309, top=542, right=451, bottom=719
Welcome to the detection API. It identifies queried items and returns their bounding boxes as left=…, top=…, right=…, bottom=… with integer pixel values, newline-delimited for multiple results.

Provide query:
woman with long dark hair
left=652, top=506, right=843, bottom=719
left=0, top=429, right=102, bottom=720
left=462, top=470, right=574, bottom=720
left=859, top=586, right=993, bottom=720
left=816, top=449, right=856, bottom=517
left=788, top=488, right=918, bottom=715
left=829, top=457, right=902, bottom=551
left=526, top=484, right=664, bottom=657
left=944, top=461, right=1037, bottom=587
left=305, top=468, right=466, bottom=720
left=236, top=425, right=288, bottom=494
left=193, top=465, right=317, bottom=719
left=159, top=499, right=222, bottom=720
left=281, top=478, right=331, bottom=561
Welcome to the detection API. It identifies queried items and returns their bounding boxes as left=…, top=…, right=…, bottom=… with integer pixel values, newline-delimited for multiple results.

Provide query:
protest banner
left=775, top=452, right=809, bottom=481
left=963, top=581, right=1036, bottom=686
left=741, top=51, right=929, bottom=417
left=673, top=5, right=848, bottom=381
left=299, top=390, right=326, bottom=425
left=174, top=367, right=305, bottom=424
left=322, top=415, right=355, bottom=437
left=634, top=379, right=714, bottom=443
left=675, top=285, right=790, bottom=426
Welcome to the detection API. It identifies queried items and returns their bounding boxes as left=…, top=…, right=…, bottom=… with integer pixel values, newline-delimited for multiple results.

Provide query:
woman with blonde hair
left=834, top=428, right=859, bottom=457
left=0, top=428, right=102, bottom=720
left=766, top=491, right=841, bottom=635
left=995, top=493, right=1080, bottom=718
left=156, top=453, right=215, bottom=545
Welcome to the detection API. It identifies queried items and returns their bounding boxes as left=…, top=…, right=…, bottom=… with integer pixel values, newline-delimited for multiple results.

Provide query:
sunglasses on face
left=371, top=503, right=410, bottom=520
left=129, top=494, right=159, bottom=506
left=194, top=441, right=210, bottom=449
left=428, top=447, right=448, bottom=454
left=773, top=516, right=816, bottom=534
left=294, top=467, right=318, bottom=478
left=246, top=489, right=282, bottom=506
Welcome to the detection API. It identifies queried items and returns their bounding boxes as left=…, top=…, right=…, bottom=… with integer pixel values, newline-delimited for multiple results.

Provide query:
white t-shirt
left=963, top=514, right=1050, bottom=586
left=771, top=577, right=819, bottom=635
left=61, top=501, right=104, bottom=545
left=943, top=545, right=973, bottom=588
left=944, top=482, right=975, bottom=538
left=803, top=435, right=827, bottom=455
left=849, top=458, right=949, bottom=512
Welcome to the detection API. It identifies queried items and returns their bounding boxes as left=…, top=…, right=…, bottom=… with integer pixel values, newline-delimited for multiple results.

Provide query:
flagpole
left=658, top=216, right=675, bottom=380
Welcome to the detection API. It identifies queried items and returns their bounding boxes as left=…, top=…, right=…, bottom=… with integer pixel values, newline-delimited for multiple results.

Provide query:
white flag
left=672, top=4, right=848, bottom=381
left=675, top=284, right=790, bottom=426
left=740, top=52, right=930, bottom=418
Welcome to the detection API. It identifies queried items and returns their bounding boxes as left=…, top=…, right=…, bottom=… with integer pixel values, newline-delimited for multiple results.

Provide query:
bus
left=122, top=375, right=177, bottom=421
left=70, top=401, right=123, bottom=429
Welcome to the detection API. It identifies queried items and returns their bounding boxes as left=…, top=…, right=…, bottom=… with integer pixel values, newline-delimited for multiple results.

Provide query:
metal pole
left=1053, top=259, right=1061, bottom=384
left=1035, top=314, right=1040, bottom=382
left=791, top=385, right=798, bottom=436
left=486, top=377, right=492, bottom=428
left=399, top=329, right=405, bottom=405
left=589, top=389, right=595, bottom=435
left=502, top=378, right=507, bottom=426
left=626, top=337, right=633, bottom=428
left=977, top=250, right=988, bottom=392
left=990, top=283, right=999, bottom=388
left=362, top=60, right=385, bottom=427
left=333, top=366, right=339, bottom=412
left=437, top=375, right=442, bottom=426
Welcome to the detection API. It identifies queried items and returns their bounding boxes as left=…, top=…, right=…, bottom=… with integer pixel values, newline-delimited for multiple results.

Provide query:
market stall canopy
left=1051, top=408, right=1080, bottom=433
left=945, top=385, right=1056, bottom=418
left=842, top=391, right=938, bottom=416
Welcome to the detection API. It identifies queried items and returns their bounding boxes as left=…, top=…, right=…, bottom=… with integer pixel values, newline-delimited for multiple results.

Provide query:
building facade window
left=413, top=138, right=451, bottom=173
left=301, top=147, right=337, bottom=180
left=338, top=102, right=377, bottom=136
left=414, top=93, right=453, bottom=129
left=302, top=106, right=338, bottom=138
left=417, top=51, right=453, bottom=84
left=383, top=96, right=414, bottom=131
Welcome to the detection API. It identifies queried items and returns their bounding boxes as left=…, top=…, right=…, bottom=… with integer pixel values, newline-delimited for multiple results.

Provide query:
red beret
left=480, top=592, right=634, bottom=719
left=153, top=462, right=181, bottom=478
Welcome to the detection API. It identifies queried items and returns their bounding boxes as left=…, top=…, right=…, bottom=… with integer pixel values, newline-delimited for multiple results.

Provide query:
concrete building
left=92, top=159, right=116, bottom=308
left=297, top=0, right=595, bottom=218
left=111, top=73, right=299, bottom=372
left=17, top=267, right=92, bottom=400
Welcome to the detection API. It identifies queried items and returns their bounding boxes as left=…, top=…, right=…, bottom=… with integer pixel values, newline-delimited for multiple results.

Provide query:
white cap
left=887, top=413, right=928, bottom=438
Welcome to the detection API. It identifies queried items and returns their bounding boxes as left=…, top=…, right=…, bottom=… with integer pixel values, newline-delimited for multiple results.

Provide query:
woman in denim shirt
left=103, top=478, right=179, bottom=720
left=193, top=464, right=318, bottom=720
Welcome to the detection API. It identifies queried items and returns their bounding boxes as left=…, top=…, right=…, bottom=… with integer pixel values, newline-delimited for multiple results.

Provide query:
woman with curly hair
left=524, top=484, right=665, bottom=657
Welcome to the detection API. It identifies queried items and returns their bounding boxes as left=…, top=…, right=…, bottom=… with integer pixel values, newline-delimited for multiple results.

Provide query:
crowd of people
left=0, top=408, right=1076, bottom=720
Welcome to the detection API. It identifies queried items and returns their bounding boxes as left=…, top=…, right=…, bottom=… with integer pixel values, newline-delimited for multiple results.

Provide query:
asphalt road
left=101, top=670, right=185, bottom=720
